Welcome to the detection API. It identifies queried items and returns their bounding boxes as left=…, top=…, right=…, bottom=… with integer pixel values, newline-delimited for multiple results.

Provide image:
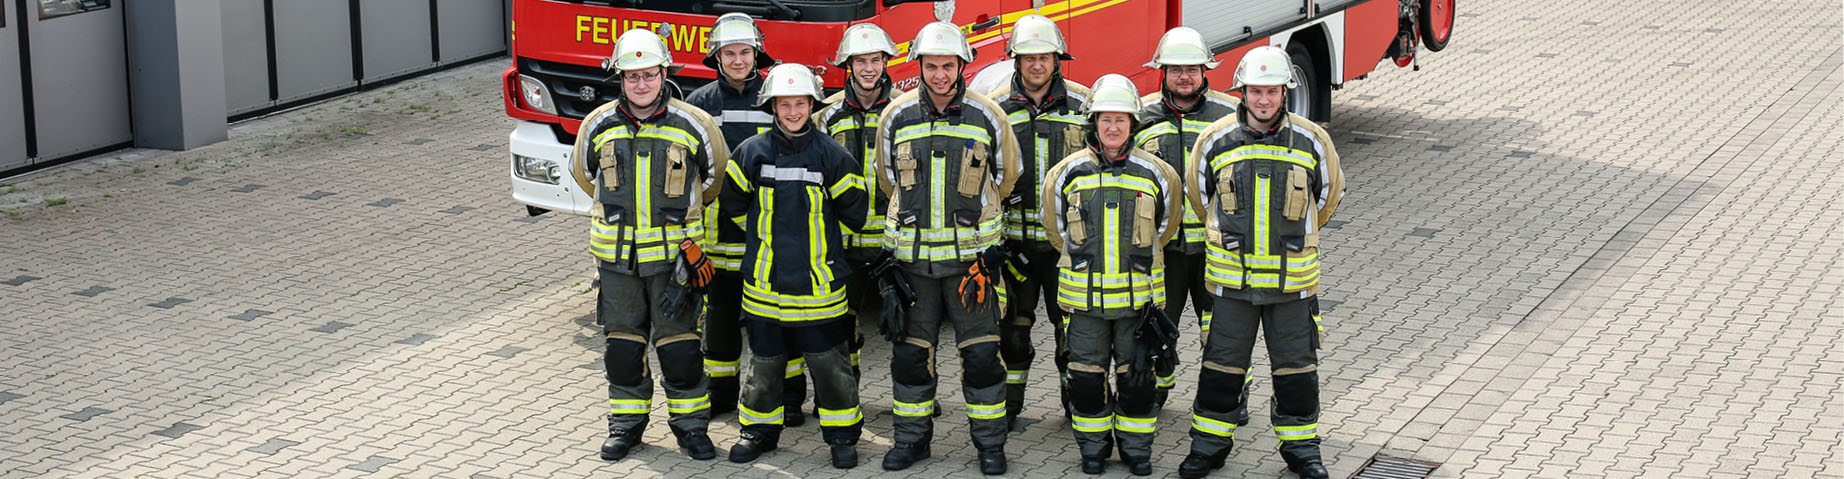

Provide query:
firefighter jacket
left=875, top=85, right=1023, bottom=279
left=688, top=74, right=772, bottom=272
left=718, top=125, right=871, bottom=324
left=818, top=77, right=901, bottom=254
left=1186, top=109, right=1344, bottom=305
left=991, top=76, right=1091, bottom=251
left=1135, top=88, right=1239, bottom=256
left=569, top=98, right=728, bottom=277
left=1041, top=144, right=1182, bottom=319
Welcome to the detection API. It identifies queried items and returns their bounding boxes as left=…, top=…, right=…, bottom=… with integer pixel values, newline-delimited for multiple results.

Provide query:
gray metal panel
left=221, top=0, right=271, bottom=115
left=0, top=0, right=28, bottom=170
left=272, top=1, right=353, bottom=103
left=360, top=0, right=433, bottom=83
left=27, top=3, right=131, bottom=160
left=1184, top=0, right=1305, bottom=46
left=437, top=0, right=506, bottom=65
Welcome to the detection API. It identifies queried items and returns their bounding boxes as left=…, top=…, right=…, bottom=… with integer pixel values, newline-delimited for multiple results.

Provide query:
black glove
left=1128, top=307, right=1179, bottom=388
left=874, top=253, right=917, bottom=343
left=658, top=256, right=698, bottom=320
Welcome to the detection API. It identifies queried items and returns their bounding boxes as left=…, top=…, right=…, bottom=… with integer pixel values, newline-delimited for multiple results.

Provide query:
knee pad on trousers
left=1066, top=369, right=1109, bottom=413
left=656, top=340, right=704, bottom=391
left=605, top=338, right=649, bottom=387
left=960, top=342, right=1005, bottom=387
left=998, top=326, right=1035, bottom=361
left=891, top=342, right=933, bottom=385
left=1197, top=369, right=1246, bottom=411
left=1114, top=374, right=1157, bottom=416
left=1272, top=372, right=1320, bottom=418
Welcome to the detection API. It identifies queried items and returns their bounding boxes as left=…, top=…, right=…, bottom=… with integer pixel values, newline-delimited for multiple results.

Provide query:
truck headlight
left=518, top=74, right=558, bottom=115
left=513, top=154, right=560, bottom=185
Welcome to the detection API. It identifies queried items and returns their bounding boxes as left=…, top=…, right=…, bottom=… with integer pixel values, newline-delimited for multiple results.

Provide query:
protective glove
left=957, top=246, right=1009, bottom=313
left=1129, top=306, right=1179, bottom=389
left=874, top=253, right=917, bottom=343
left=676, top=239, right=715, bottom=290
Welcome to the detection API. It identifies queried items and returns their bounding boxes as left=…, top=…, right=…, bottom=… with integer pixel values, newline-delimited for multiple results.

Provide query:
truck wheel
left=1418, top=0, right=1454, bottom=52
left=1286, top=42, right=1331, bottom=123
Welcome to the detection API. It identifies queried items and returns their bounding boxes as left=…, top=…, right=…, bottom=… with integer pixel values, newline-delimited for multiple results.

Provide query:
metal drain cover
left=1350, top=455, right=1441, bottom=479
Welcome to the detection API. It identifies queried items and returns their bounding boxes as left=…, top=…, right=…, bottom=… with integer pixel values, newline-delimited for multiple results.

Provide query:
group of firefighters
left=571, top=12, right=1343, bottom=478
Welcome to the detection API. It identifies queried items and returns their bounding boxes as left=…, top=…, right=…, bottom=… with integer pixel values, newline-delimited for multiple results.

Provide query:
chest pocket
left=1283, top=165, right=1310, bottom=221
left=663, top=144, right=691, bottom=198
left=1216, top=173, right=1238, bottom=214
left=894, top=142, right=918, bottom=190
left=1133, top=193, right=1156, bottom=248
left=1063, top=124, right=1086, bottom=151
left=956, top=142, right=989, bottom=198
left=598, top=142, right=621, bottom=190
left=1065, top=191, right=1088, bottom=244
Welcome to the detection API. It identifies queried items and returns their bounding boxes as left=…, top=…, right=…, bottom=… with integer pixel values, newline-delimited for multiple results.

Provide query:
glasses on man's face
left=1167, top=66, right=1205, bottom=77
left=623, top=71, right=663, bottom=84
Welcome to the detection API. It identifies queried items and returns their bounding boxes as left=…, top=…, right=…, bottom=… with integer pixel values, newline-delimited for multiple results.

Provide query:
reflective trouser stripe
left=1114, top=415, right=1157, bottom=434
left=786, top=357, right=806, bottom=378
left=893, top=399, right=936, bottom=417
left=1192, top=414, right=1236, bottom=437
left=668, top=395, right=711, bottom=414
left=1200, top=311, right=1213, bottom=332
left=966, top=401, right=1007, bottom=420
left=1072, top=414, right=1114, bottom=433
left=739, top=405, right=785, bottom=426
left=705, top=359, right=740, bottom=378
left=1006, top=370, right=1029, bottom=385
left=1156, top=374, right=1177, bottom=389
left=818, top=407, right=864, bottom=427
left=850, top=350, right=861, bottom=367
left=1275, top=423, right=1318, bottom=441
left=609, top=399, right=650, bottom=415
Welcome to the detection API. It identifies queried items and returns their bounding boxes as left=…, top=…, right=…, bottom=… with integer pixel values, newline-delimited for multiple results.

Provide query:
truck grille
left=518, top=57, right=621, bottom=121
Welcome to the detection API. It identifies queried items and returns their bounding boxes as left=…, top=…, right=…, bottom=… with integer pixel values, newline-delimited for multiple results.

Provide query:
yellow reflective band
left=1061, top=174, right=1160, bottom=198
left=752, top=188, right=776, bottom=283
left=635, top=126, right=700, bottom=155
left=1191, top=414, right=1236, bottom=437
left=1254, top=175, right=1270, bottom=256
left=808, top=186, right=833, bottom=288
left=966, top=402, right=1008, bottom=420
left=1114, top=415, right=1157, bottom=434
left=818, top=407, right=864, bottom=427
left=1006, top=370, right=1029, bottom=385
left=1156, top=374, right=1177, bottom=388
left=739, top=405, right=785, bottom=426
left=1041, top=112, right=1086, bottom=125
left=1209, top=145, right=1317, bottom=172
left=1275, top=424, right=1318, bottom=441
left=893, top=122, right=994, bottom=146
left=668, top=395, right=711, bottom=414
left=1006, top=109, right=1030, bottom=125
left=1072, top=414, right=1114, bottom=433
left=851, top=350, right=861, bottom=366
left=741, top=283, right=850, bottom=322
left=893, top=399, right=936, bottom=417
left=705, top=358, right=740, bottom=378
left=785, top=357, right=807, bottom=379
left=830, top=173, right=865, bottom=198
left=591, top=126, right=632, bottom=148
left=726, top=159, right=755, bottom=193
left=609, top=399, right=651, bottom=415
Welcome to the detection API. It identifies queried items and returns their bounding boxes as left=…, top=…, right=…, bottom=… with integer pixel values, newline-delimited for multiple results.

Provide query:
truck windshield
left=554, top=0, right=874, bottom=22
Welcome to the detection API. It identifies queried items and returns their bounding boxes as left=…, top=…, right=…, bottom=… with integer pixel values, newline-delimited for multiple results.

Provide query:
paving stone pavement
left=2, top=1, right=1842, bottom=477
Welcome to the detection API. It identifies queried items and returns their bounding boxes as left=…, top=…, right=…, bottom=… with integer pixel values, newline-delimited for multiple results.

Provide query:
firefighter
left=1041, top=74, right=1182, bottom=476
left=569, top=28, right=728, bottom=462
left=988, top=14, right=1091, bottom=428
left=1179, top=45, right=1345, bottom=479
left=873, top=21, right=1022, bottom=475
left=719, top=63, right=871, bottom=469
left=817, top=23, right=904, bottom=382
left=1134, top=26, right=1248, bottom=416
left=685, top=12, right=810, bottom=425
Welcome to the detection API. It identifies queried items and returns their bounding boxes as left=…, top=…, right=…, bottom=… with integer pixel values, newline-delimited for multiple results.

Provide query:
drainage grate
left=1350, top=455, right=1441, bottom=479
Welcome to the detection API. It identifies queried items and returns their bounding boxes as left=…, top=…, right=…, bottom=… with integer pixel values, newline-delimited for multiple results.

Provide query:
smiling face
left=1163, top=64, right=1205, bottom=98
left=716, top=44, right=757, bottom=82
left=848, top=52, right=888, bottom=92
left=621, top=66, right=665, bottom=108
left=773, top=96, right=812, bottom=132
left=920, top=55, right=963, bottom=97
left=1242, top=84, right=1286, bottom=124
left=1016, top=53, right=1057, bottom=91
left=1094, top=112, right=1133, bottom=153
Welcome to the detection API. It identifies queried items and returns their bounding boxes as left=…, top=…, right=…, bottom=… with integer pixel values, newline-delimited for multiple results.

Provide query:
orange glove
left=678, top=239, right=715, bottom=289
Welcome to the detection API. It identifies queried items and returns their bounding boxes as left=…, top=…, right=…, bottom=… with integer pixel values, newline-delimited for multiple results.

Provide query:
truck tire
left=1418, top=0, right=1454, bottom=52
left=1286, top=42, right=1331, bottom=123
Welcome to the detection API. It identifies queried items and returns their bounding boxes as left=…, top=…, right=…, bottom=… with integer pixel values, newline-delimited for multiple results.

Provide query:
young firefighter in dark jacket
left=685, top=13, right=813, bottom=424
left=1179, top=45, right=1345, bottom=479
left=569, top=29, right=727, bottom=463
left=718, top=63, right=871, bottom=469
left=1040, top=74, right=1182, bottom=477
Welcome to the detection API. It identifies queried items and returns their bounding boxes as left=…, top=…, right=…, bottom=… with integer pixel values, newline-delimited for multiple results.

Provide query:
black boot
left=1005, top=383, right=1026, bottom=431
left=829, top=440, right=859, bottom=469
left=978, top=445, right=1007, bottom=475
left=599, top=428, right=643, bottom=461
left=1081, top=456, right=1107, bottom=475
left=1125, top=456, right=1153, bottom=476
left=785, top=408, right=807, bottom=427
left=677, top=432, right=715, bottom=460
left=1177, top=450, right=1227, bottom=479
left=1232, top=377, right=1254, bottom=426
left=727, top=432, right=779, bottom=463
left=709, top=377, right=739, bottom=417
left=1284, top=453, right=1329, bottom=479
left=882, top=441, right=931, bottom=470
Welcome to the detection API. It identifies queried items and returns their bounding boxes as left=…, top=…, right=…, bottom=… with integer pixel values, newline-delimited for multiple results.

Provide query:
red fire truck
left=506, top=0, right=1454, bottom=216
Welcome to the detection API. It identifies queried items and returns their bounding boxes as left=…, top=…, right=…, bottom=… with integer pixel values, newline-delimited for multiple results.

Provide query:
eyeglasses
left=622, top=71, right=663, bottom=83
left=1166, top=66, right=1205, bottom=77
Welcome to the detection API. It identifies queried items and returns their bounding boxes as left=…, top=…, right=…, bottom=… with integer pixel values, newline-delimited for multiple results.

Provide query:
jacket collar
left=844, top=76, right=894, bottom=112
left=1009, top=73, right=1070, bottom=111
left=921, top=81, right=969, bottom=118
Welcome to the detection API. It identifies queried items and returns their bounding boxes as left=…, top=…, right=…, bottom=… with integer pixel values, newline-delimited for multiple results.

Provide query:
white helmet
left=909, top=21, right=975, bottom=63
left=604, top=29, right=674, bottom=72
left=831, top=23, right=900, bottom=67
left=1085, top=74, right=1142, bottom=116
left=755, top=63, right=825, bottom=107
left=1145, top=26, right=1220, bottom=70
left=704, top=12, right=776, bottom=70
left=1234, top=45, right=1296, bottom=89
left=1007, top=14, right=1072, bottom=60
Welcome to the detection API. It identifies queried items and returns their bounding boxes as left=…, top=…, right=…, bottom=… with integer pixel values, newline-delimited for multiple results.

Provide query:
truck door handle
left=971, top=17, right=1001, bottom=31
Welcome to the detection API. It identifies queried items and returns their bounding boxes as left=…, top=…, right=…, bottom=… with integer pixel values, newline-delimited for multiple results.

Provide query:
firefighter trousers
left=703, top=271, right=807, bottom=416
left=600, top=268, right=710, bottom=438
left=1186, top=295, right=1322, bottom=460
left=999, top=246, right=1069, bottom=420
left=890, top=273, right=1010, bottom=449
left=737, top=317, right=862, bottom=444
left=1062, top=312, right=1158, bottom=461
left=1157, top=250, right=1212, bottom=405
